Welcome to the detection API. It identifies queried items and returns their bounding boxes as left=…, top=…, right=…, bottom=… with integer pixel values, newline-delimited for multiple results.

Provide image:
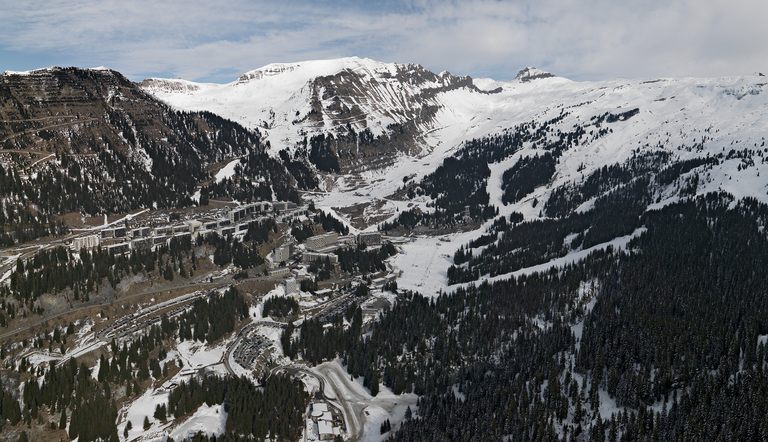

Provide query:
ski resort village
left=0, top=190, right=414, bottom=441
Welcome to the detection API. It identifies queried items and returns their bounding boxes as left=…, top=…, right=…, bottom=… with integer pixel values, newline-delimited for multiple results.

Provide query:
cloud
left=0, top=0, right=766, bottom=82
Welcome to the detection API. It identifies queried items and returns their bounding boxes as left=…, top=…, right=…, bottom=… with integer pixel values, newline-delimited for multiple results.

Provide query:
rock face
left=141, top=57, right=486, bottom=173
left=514, top=66, right=556, bottom=82
left=0, top=67, right=295, bottom=220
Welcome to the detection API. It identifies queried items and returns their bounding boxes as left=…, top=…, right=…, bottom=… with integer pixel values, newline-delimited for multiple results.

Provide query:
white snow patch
left=169, top=403, right=227, bottom=441
left=215, top=158, right=242, bottom=183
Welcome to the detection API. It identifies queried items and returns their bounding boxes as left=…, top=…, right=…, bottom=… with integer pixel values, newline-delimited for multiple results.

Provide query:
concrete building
left=229, top=202, right=269, bottom=223
left=317, top=421, right=334, bottom=441
left=172, top=225, right=189, bottom=234
left=105, top=242, right=130, bottom=255
left=303, top=252, right=339, bottom=265
left=310, top=403, right=336, bottom=441
left=357, top=232, right=382, bottom=247
left=273, top=244, right=292, bottom=264
left=306, top=232, right=339, bottom=252
left=153, top=226, right=172, bottom=236
left=312, top=403, right=329, bottom=414
left=130, top=237, right=153, bottom=252
left=269, top=267, right=291, bottom=278
left=71, top=235, right=100, bottom=251
left=229, top=206, right=247, bottom=223
left=283, top=277, right=298, bottom=295
left=171, top=232, right=192, bottom=244
left=130, top=227, right=151, bottom=238
left=184, top=220, right=203, bottom=233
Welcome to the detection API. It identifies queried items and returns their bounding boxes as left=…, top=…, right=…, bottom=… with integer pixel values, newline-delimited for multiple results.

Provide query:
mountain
left=141, top=57, right=493, bottom=174
left=0, top=66, right=297, bottom=243
left=5, top=58, right=768, bottom=442
left=144, top=59, right=768, bottom=231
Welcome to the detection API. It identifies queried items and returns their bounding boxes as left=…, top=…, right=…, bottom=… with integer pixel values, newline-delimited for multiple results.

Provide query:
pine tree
left=59, top=408, right=67, bottom=429
left=163, top=263, right=174, bottom=281
left=154, top=404, right=167, bottom=422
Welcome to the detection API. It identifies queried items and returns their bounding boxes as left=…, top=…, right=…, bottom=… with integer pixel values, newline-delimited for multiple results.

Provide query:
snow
left=175, top=340, right=226, bottom=370
left=19, top=58, right=763, bottom=441
left=144, top=57, right=471, bottom=156
left=214, top=158, right=242, bottom=183
left=455, top=227, right=646, bottom=290
left=145, top=59, right=768, bottom=247
left=119, top=387, right=170, bottom=441
left=116, top=339, right=232, bottom=440
left=2, top=68, right=52, bottom=76
left=598, top=388, right=627, bottom=420
left=0, top=268, right=13, bottom=284
left=313, top=360, right=418, bottom=442
left=2, top=66, right=112, bottom=76
left=169, top=404, right=227, bottom=441
left=391, top=231, right=477, bottom=297
left=24, top=351, right=62, bottom=367
left=143, top=57, right=393, bottom=150
left=59, top=320, right=106, bottom=364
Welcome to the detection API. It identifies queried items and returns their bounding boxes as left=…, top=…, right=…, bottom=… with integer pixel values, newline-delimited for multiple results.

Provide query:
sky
left=0, top=0, right=766, bottom=83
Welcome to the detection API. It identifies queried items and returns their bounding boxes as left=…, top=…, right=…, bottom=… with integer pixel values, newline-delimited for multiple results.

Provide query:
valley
left=1, top=59, right=768, bottom=441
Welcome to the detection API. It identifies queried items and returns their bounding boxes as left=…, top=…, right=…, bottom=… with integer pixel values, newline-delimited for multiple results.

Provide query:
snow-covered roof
left=317, top=420, right=334, bottom=436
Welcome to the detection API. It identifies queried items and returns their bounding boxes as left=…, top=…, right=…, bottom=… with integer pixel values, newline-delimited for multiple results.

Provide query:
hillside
left=0, top=67, right=297, bottom=243
left=144, top=59, right=768, bottom=236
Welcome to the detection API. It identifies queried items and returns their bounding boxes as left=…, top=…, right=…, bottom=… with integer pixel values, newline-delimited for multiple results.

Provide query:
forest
left=167, top=375, right=308, bottom=441
left=289, top=191, right=768, bottom=441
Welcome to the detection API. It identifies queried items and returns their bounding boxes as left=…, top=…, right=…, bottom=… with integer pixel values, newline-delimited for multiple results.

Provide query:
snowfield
left=169, top=404, right=227, bottom=441
left=214, top=158, right=242, bottom=183
left=145, top=60, right=768, bottom=299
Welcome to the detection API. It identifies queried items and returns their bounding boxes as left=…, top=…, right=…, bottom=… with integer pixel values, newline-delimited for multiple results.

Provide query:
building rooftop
left=317, top=420, right=334, bottom=436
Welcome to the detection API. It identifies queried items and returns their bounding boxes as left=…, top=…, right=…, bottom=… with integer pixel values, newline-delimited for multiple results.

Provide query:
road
left=222, top=288, right=369, bottom=440
left=0, top=276, right=229, bottom=343
left=222, top=322, right=258, bottom=375
left=277, top=364, right=363, bottom=441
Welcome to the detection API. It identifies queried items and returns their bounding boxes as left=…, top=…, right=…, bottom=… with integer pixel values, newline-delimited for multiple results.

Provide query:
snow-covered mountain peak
left=3, top=65, right=121, bottom=77
left=140, top=57, right=484, bottom=169
left=140, top=77, right=205, bottom=94
left=235, top=56, right=395, bottom=84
